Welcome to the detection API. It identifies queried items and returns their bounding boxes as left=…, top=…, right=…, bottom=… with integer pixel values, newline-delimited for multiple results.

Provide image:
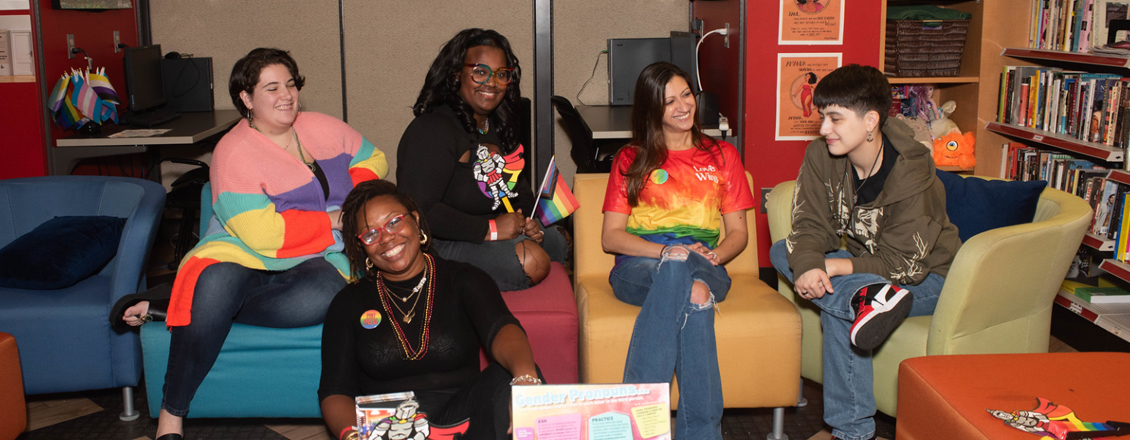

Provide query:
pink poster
left=512, top=383, right=671, bottom=440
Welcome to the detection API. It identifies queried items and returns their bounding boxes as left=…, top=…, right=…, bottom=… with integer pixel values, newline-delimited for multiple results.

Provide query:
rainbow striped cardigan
left=167, top=112, right=387, bottom=326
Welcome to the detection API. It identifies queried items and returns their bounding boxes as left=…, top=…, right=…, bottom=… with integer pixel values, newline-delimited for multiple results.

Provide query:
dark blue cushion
left=935, top=170, right=1045, bottom=242
left=0, top=216, right=126, bottom=290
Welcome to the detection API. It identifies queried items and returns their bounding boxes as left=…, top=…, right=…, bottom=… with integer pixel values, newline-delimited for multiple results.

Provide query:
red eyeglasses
left=357, top=213, right=408, bottom=246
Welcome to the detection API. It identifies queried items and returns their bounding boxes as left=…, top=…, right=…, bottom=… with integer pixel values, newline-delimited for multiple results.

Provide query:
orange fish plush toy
left=933, top=131, right=976, bottom=170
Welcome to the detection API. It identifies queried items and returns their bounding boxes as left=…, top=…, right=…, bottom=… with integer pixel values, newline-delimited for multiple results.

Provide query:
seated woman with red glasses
left=319, top=180, right=542, bottom=440
left=395, top=28, right=567, bottom=291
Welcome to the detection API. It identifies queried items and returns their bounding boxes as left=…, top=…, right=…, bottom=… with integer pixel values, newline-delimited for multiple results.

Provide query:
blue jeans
left=609, top=251, right=730, bottom=440
left=433, top=223, right=568, bottom=291
left=162, top=258, right=345, bottom=416
left=769, top=240, right=943, bottom=440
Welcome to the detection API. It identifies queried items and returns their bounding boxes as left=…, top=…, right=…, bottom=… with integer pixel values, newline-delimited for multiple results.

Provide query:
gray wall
left=148, top=0, right=688, bottom=186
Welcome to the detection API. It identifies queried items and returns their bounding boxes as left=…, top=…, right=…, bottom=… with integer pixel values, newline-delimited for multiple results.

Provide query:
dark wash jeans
left=162, top=258, right=345, bottom=416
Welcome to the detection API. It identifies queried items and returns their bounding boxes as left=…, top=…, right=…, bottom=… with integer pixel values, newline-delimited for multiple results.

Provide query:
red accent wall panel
left=0, top=82, right=46, bottom=178
left=693, top=0, right=743, bottom=134
left=34, top=2, right=139, bottom=175
left=743, top=0, right=882, bottom=267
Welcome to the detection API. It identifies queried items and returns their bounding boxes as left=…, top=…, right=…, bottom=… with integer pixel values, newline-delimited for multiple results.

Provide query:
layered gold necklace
left=374, top=254, right=436, bottom=361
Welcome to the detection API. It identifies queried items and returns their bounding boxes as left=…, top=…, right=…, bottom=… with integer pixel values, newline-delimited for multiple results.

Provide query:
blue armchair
left=0, top=176, right=165, bottom=420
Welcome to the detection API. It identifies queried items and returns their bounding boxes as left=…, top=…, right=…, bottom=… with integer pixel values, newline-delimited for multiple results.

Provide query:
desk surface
left=577, top=105, right=727, bottom=140
left=56, top=110, right=241, bottom=147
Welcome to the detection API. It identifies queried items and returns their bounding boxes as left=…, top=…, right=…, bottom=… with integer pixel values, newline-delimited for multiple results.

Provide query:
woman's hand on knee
left=686, top=243, right=719, bottom=266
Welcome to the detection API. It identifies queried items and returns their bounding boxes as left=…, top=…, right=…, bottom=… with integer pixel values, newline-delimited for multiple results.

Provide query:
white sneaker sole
left=850, top=285, right=913, bottom=350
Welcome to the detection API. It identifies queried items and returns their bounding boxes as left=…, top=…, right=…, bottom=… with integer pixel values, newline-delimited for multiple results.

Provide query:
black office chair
left=551, top=96, right=617, bottom=174
left=150, top=157, right=209, bottom=270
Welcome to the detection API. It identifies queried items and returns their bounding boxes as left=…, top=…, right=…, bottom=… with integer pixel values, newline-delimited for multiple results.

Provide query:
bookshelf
left=881, top=0, right=984, bottom=172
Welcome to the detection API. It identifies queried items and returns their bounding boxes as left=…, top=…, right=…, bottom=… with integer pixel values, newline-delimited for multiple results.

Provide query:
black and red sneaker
left=849, top=283, right=912, bottom=350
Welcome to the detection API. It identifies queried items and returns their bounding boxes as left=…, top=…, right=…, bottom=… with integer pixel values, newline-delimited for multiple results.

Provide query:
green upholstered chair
left=765, top=176, right=1092, bottom=416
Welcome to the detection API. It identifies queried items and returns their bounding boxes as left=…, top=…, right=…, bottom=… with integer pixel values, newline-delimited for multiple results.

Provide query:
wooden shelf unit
left=881, top=1, right=984, bottom=171
left=1000, top=48, right=1130, bottom=70
left=985, top=122, right=1126, bottom=162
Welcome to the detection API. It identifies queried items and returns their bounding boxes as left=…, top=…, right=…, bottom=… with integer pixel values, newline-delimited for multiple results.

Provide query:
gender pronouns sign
left=512, top=383, right=671, bottom=440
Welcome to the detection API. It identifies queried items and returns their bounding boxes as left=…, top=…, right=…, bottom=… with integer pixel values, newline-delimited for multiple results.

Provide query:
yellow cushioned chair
left=573, top=173, right=801, bottom=438
left=765, top=177, right=1091, bottom=417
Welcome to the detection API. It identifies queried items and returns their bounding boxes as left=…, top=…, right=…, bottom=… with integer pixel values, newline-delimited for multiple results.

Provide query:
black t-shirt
left=396, top=105, right=535, bottom=243
left=317, top=255, right=523, bottom=411
left=852, top=134, right=899, bottom=205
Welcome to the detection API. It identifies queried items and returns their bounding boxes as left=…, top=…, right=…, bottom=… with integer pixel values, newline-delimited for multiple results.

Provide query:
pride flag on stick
left=532, top=156, right=580, bottom=227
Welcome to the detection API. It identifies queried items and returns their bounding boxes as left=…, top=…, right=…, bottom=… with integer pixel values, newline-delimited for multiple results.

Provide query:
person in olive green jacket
left=769, top=64, right=961, bottom=440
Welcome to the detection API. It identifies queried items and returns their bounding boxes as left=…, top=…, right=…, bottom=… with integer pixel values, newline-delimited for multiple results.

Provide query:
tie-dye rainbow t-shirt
left=603, top=139, right=754, bottom=253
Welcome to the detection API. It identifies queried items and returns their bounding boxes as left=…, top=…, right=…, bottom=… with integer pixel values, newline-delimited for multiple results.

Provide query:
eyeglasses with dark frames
left=464, top=63, right=516, bottom=85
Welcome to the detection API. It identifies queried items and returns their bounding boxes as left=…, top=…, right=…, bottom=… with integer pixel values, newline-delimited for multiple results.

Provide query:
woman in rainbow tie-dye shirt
left=601, top=62, right=755, bottom=440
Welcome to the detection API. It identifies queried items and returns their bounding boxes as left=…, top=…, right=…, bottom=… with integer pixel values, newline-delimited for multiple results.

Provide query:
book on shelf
left=1076, top=286, right=1130, bottom=302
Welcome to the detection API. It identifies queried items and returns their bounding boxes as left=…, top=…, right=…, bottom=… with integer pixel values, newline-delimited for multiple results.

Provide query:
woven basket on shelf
left=885, top=19, right=970, bottom=77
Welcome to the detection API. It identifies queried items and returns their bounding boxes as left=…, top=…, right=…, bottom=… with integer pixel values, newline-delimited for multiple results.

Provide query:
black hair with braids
left=340, top=180, right=431, bottom=281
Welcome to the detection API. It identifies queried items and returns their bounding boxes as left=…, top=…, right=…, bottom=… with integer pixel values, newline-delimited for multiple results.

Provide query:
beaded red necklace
left=375, top=253, right=436, bottom=361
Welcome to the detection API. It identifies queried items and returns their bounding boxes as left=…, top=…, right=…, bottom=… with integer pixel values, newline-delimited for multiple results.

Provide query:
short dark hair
left=813, top=64, right=891, bottom=126
left=340, top=180, right=431, bottom=281
left=412, top=28, right=523, bottom=151
left=228, top=48, right=306, bottom=117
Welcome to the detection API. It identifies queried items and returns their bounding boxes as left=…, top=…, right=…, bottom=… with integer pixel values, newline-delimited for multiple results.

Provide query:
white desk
left=576, top=105, right=729, bottom=140
left=53, top=110, right=241, bottom=176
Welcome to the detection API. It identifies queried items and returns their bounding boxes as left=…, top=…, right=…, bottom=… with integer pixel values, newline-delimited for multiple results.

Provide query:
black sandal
left=109, top=283, right=172, bottom=332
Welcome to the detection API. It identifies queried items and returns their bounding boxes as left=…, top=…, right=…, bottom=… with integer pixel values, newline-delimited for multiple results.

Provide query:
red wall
left=742, top=0, right=882, bottom=266
left=0, top=9, right=45, bottom=178
left=693, top=1, right=743, bottom=135
left=33, top=2, right=140, bottom=176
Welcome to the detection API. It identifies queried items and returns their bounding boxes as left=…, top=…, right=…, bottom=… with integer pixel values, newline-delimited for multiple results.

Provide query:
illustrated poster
left=776, top=53, right=841, bottom=140
left=512, top=383, right=670, bottom=440
left=779, top=0, right=844, bottom=44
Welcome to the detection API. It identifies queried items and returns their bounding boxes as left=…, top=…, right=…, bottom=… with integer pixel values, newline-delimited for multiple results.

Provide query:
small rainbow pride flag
left=533, top=156, right=579, bottom=227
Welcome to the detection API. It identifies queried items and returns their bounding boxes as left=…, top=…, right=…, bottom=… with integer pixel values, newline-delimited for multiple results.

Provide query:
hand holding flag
left=532, top=156, right=580, bottom=227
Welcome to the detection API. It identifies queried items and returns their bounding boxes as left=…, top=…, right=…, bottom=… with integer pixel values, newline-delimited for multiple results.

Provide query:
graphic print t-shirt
left=603, top=140, right=754, bottom=262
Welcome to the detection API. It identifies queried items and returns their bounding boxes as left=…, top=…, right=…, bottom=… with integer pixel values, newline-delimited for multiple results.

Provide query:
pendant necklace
left=477, top=118, right=490, bottom=135
left=293, top=128, right=318, bottom=173
left=851, top=143, right=883, bottom=205
left=375, top=254, right=436, bottom=360
left=385, top=275, right=427, bottom=303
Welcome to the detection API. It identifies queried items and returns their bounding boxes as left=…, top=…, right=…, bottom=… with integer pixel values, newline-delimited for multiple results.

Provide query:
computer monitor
left=607, top=38, right=670, bottom=106
left=607, top=32, right=701, bottom=106
left=668, top=31, right=700, bottom=94
left=122, top=45, right=166, bottom=113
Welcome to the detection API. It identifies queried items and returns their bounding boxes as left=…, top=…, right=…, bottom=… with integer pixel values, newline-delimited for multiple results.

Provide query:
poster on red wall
left=778, top=0, right=844, bottom=45
left=775, top=53, right=841, bottom=141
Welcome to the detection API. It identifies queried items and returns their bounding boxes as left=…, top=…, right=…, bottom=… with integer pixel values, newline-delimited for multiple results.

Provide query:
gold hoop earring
left=866, top=130, right=874, bottom=143
left=365, top=258, right=373, bottom=271
left=420, top=232, right=428, bottom=246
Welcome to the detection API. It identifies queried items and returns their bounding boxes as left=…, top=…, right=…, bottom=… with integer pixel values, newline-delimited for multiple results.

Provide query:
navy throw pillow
left=935, top=170, right=1045, bottom=243
left=0, top=216, right=126, bottom=290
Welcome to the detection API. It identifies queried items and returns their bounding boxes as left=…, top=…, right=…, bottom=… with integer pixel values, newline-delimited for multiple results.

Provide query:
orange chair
left=0, top=332, right=27, bottom=440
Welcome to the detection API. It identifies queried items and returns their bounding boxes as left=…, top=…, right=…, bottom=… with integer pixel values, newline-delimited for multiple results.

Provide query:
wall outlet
left=760, top=187, right=772, bottom=214
left=67, top=34, right=75, bottom=59
left=724, top=23, right=730, bottom=48
left=113, top=31, right=120, bottom=53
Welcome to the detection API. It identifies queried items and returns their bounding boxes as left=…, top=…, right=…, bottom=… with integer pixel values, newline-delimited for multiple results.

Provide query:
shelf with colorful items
left=891, top=82, right=979, bottom=172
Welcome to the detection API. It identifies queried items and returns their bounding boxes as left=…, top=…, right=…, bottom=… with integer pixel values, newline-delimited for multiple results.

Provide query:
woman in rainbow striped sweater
left=116, top=48, right=388, bottom=440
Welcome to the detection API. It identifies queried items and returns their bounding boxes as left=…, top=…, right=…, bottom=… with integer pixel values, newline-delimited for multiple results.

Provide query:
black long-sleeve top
left=396, top=105, right=535, bottom=243
left=317, top=256, right=522, bottom=411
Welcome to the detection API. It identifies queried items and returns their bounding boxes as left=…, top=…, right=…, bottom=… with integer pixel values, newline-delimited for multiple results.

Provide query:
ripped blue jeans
left=609, top=251, right=730, bottom=440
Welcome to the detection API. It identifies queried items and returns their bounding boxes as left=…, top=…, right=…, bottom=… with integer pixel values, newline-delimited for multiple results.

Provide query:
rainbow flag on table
left=533, top=156, right=579, bottom=227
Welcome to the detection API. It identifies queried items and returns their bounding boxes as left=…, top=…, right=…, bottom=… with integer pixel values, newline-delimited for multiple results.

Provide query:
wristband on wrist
left=340, top=426, right=357, bottom=440
left=488, top=219, right=499, bottom=241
